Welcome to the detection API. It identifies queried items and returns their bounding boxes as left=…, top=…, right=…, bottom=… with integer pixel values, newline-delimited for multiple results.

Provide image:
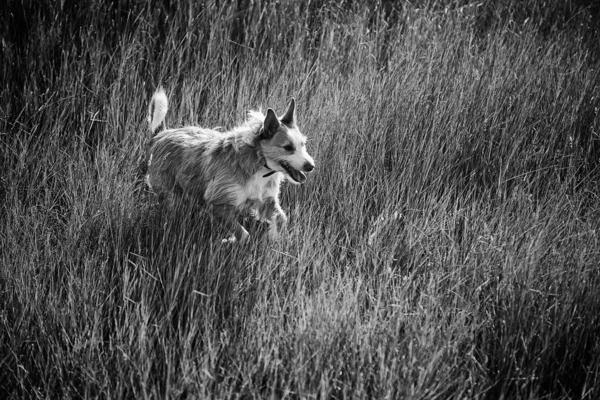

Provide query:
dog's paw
left=222, top=236, right=237, bottom=244
left=222, top=229, right=250, bottom=244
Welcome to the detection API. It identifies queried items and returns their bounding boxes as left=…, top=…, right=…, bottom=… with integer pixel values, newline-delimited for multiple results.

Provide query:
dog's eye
left=283, top=144, right=295, bottom=152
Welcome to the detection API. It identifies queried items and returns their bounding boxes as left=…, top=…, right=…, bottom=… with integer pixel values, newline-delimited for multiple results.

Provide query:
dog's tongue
left=291, top=169, right=307, bottom=184
left=283, top=163, right=307, bottom=184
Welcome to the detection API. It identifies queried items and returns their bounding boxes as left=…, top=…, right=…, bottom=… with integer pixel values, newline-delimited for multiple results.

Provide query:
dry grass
left=1, top=0, right=600, bottom=398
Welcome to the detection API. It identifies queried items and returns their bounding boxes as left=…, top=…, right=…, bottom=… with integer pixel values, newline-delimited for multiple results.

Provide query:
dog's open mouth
left=280, top=161, right=306, bottom=184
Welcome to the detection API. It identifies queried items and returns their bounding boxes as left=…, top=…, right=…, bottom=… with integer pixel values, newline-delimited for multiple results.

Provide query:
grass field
left=2, top=0, right=600, bottom=398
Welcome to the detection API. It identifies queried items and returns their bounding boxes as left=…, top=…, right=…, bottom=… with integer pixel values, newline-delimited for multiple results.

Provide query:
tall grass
left=2, top=0, right=600, bottom=398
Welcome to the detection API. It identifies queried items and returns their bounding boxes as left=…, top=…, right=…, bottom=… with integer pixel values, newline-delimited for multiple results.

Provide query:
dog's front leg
left=259, top=198, right=287, bottom=241
left=211, top=204, right=249, bottom=243
left=270, top=207, right=288, bottom=241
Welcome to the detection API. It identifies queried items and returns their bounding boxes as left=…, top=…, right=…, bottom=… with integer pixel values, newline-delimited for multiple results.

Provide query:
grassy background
left=2, top=0, right=600, bottom=398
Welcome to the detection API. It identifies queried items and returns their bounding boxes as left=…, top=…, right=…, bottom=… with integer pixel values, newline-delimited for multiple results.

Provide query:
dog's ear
left=280, top=98, right=296, bottom=126
left=261, top=108, right=280, bottom=140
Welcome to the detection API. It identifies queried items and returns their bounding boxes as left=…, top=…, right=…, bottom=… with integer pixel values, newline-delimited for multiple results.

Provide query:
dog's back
left=145, top=89, right=214, bottom=198
left=144, top=89, right=266, bottom=204
left=147, top=126, right=229, bottom=201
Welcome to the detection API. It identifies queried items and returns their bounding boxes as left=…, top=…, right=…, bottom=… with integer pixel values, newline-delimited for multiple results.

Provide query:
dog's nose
left=304, top=162, right=315, bottom=172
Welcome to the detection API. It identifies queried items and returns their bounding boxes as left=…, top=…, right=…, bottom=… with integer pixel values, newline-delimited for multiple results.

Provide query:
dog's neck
left=253, top=134, right=276, bottom=178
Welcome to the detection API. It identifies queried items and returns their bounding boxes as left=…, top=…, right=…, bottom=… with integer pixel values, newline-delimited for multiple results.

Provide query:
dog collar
left=263, top=164, right=276, bottom=178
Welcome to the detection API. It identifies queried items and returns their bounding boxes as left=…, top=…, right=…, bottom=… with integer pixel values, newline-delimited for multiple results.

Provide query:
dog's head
left=258, top=99, right=315, bottom=185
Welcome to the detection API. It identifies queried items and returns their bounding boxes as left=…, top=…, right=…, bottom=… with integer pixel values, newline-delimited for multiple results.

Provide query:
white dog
left=144, top=88, right=315, bottom=242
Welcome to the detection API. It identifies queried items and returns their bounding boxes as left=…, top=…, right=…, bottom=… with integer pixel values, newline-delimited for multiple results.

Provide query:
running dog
left=144, top=88, right=315, bottom=243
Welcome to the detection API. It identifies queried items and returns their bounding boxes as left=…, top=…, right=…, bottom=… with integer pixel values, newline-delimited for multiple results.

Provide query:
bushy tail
left=147, top=87, right=168, bottom=135
left=138, top=88, right=168, bottom=186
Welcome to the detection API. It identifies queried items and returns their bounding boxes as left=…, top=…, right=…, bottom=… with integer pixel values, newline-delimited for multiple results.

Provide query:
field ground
left=2, top=0, right=600, bottom=398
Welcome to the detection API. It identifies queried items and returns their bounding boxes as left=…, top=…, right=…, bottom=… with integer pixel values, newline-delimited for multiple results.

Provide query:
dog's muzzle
left=281, top=161, right=314, bottom=184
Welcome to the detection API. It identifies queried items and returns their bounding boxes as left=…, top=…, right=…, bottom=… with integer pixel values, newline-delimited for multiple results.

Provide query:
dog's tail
left=147, top=87, right=168, bottom=136
left=138, top=88, right=168, bottom=186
